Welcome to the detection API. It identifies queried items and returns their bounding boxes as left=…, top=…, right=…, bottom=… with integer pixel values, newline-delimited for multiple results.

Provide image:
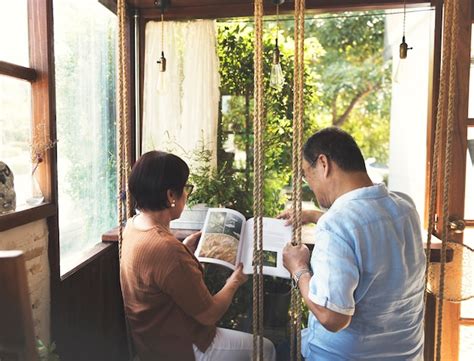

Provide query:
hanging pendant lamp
left=270, top=0, right=285, bottom=90
left=399, top=0, right=413, bottom=59
left=155, top=0, right=170, bottom=93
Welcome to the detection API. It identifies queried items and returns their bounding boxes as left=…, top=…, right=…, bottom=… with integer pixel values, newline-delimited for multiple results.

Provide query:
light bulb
left=270, top=39, right=285, bottom=91
left=270, top=62, right=284, bottom=91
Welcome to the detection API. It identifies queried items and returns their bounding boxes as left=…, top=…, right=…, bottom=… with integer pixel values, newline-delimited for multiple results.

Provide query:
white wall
left=386, top=9, right=435, bottom=219
left=0, top=220, right=50, bottom=344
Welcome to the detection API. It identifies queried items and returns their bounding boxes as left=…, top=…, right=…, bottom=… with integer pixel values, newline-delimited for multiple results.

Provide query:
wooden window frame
left=0, top=0, right=57, bottom=232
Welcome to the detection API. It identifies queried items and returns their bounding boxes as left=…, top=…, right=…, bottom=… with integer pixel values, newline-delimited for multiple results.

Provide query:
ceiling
left=124, top=0, right=432, bottom=20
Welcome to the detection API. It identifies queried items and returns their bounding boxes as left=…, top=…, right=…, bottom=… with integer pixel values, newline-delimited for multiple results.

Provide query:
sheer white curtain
left=142, top=20, right=219, bottom=165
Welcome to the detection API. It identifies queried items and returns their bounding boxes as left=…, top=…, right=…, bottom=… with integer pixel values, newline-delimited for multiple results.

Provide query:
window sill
left=0, top=202, right=56, bottom=232
left=60, top=242, right=115, bottom=280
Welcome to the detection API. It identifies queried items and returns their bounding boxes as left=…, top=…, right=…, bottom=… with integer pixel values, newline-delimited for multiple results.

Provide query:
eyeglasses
left=184, top=183, right=194, bottom=196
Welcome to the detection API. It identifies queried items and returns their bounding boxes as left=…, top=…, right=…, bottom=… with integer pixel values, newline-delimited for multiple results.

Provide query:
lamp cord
left=161, top=12, right=164, bottom=54
left=402, top=0, right=407, bottom=37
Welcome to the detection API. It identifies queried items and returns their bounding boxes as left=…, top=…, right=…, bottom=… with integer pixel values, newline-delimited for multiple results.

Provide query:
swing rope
left=117, top=1, right=134, bottom=360
left=117, top=0, right=126, bottom=258
left=290, top=1, right=305, bottom=360
left=252, top=0, right=265, bottom=360
left=424, top=0, right=459, bottom=359
left=117, top=0, right=132, bottom=259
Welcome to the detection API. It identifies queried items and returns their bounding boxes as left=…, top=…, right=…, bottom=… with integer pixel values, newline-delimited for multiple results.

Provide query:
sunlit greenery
left=190, top=13, right=391, bottom=218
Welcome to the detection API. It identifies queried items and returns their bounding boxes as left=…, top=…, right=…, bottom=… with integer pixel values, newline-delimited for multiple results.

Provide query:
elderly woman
left=120, top=151, right=276, bottom=361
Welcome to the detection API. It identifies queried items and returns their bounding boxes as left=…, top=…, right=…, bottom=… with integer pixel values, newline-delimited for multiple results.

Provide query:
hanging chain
left=402, top=0, right=407, bottom=37
left=276, top=4, right=280, bottom=41
left=161, top=12, right=165, bottom=54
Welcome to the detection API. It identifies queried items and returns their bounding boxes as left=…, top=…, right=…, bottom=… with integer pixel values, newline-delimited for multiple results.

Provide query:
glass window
left=460, top=325, right=474, bottom=361
left=0, top=0, right=29, bottom=66
left=465, top=127, right=474, bottom=220
left=460, top=227, right=474, bottom=319
left=0, top=75, right=32, bottom=208
left=54, top=0, right=117, bottom=269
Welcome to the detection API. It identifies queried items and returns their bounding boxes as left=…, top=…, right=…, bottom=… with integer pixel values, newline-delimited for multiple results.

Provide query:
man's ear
left=319, top=154, right=331, bottom=178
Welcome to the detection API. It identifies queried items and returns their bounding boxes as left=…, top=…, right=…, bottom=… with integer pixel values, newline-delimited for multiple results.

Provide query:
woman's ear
left=166, top=189, right=175, bottom=208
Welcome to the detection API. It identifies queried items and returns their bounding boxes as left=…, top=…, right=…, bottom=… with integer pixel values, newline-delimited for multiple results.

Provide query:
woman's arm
left=194, top=264, right=247, bottom=326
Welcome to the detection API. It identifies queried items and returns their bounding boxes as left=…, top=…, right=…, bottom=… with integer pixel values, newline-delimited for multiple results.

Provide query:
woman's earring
left=171, top=200, right=176, bottom=208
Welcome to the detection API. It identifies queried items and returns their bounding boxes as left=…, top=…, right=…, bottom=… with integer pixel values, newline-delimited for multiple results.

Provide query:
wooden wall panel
left=54, top=243, right=129, bottom=361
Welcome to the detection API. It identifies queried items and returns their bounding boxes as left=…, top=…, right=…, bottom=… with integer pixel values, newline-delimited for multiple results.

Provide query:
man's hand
left=283, top=243, right=311, bottom=275
left=183, top=231, right=202, bottom=253
left=277, top=209, right=324, bottom=226
left=226, top=263, right=248, bottom=289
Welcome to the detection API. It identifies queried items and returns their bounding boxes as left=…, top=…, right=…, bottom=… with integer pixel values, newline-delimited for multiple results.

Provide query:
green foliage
left=211, top=23, right=319, bottom=216
left=37, top=340, right=60, bottom=361
left=307, top=13, right=392, bottom=163
left=188, top=145, right=253, bottom=217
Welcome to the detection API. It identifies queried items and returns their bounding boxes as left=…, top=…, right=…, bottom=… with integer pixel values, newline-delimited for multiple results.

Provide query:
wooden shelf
left=0, top=203, right=56, bottom=232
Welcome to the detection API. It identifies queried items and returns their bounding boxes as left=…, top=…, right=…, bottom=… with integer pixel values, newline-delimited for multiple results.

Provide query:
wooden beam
left=28, top=0, right=58, bottom=204
left=138, top=0, right=431, bottom=20
left=467, top=118, right=474, bottom=126
left=0, top=61, right=37, bottom=82
left=0, top=203, right=56, bottom=232
left=459, top=318, right=474, bottom=326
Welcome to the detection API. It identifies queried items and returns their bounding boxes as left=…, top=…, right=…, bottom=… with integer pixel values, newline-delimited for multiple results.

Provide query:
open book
left=195, top=208, right=291, bottom=279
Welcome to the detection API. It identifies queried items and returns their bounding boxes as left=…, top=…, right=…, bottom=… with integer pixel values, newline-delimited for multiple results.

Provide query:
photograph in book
left=197, top=210, right=244, bottom=266
left=195, top=208, right=292, bottom=279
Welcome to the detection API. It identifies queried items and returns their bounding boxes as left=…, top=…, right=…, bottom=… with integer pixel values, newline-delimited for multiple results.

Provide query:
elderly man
left=281, top=127, right=426, bottom=360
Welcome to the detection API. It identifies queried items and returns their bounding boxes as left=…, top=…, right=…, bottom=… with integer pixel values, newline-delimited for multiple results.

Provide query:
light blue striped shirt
left=302, top=184, right=425, bottom=361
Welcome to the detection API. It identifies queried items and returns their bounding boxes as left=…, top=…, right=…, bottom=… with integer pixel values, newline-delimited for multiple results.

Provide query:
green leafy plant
left=37, top=339, right=60, bottom=361
left=188, top=144, right=253, bottom=217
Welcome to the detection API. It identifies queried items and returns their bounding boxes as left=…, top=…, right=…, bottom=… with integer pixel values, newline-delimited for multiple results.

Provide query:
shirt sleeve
left=160, top=248, right=213, bottom=317
left=308, top=229, right=359, bottom=316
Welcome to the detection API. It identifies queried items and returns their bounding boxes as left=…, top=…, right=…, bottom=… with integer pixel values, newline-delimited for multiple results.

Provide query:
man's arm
left=283, top=243, right=352, bottom=333
left=277, top=209, right=324, bottom=226
left=297, top=272, right=351, bottom=332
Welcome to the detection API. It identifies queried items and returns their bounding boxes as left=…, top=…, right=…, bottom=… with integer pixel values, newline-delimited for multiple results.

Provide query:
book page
left=241, top=217, right=292, bottom=279
left=195, top=208, right=246, bottom=270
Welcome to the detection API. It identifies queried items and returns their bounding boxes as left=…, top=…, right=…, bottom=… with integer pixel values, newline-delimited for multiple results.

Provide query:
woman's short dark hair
left=303, top=127, right=366, bottom=172
left=129, top=151, right=189, bottom=211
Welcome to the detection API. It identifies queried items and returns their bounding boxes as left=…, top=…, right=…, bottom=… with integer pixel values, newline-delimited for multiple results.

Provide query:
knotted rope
left=290, top=1, right=305, bottom=360
left=117, top=0, right=132, bottom=260
left=252, top=0, right=265, bottom=359
left=424, top=0, right=459, bottom=359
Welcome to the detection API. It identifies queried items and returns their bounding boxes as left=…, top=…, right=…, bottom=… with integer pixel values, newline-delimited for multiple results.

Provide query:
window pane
left=460, top=325, right=474, bottom=361
left=0, top=75, right=32, bottom=208
left=54, top=0, right=117, bottom=269
left=465, top=127, right=474, bottom=219
left=0, top=0, right=29, bottom=66
left=460, top=228, right=474, bottom=318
